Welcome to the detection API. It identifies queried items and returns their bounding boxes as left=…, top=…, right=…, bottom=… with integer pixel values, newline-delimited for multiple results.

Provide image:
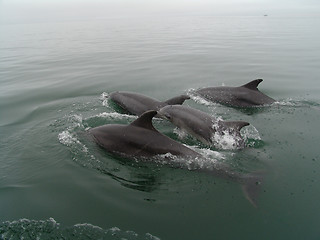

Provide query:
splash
left=0, top=218, right=160, bottom=240
left=187, top=145, right=226, bottom=161
left=156, top=145, right=226, bottom=172
left=173, top=127, right=188, bottom=140
left=211, top=119, right=251, bottom=150
left=58, top=114, right=88, bottom=153
left=274, top=98, right=320, bottom=109
left=171, top=116, right=255, bottom=150
left=58, top=130, right=88, bottom=153
left=275, top=98, right=295, bottom=107
left=211, top=129, right=243, bottom=150
left=95, top=112, right=137, bottom=121
left=187, top=88, right=216, bottom=107
left=57, top=113, right=98, bottom=168
left=241, top=125, right=261, bottom=141
left=100, top=92, right=109, bottom=107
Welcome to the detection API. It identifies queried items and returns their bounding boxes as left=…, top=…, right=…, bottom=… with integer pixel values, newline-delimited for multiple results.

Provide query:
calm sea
left=1, top=15, right=320, bottom=240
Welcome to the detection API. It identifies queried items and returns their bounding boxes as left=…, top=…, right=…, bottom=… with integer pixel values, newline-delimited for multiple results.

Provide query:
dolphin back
left=196, top=79, right=275, bottom=107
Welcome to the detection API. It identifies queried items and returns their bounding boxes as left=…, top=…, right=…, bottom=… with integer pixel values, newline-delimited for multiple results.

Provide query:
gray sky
left=1, top=0, right=319, bottom=24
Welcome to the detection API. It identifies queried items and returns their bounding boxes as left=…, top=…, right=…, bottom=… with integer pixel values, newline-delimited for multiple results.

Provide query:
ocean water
left=1, top=15, right=320, bottom=240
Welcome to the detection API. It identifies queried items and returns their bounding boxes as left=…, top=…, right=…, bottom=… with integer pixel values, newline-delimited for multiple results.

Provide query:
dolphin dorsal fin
left=164, top=95, right=190, bottom=105
left=241, top=79, right=263, bottom=90
left=130, top=110, right=158, bottom=131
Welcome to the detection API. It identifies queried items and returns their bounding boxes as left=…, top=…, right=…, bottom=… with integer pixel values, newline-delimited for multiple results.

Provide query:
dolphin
left=159, top=105, right=250, bottom=149
left=196, top=79, right=275, bottom=107
left=90, top=110, right=263, bottom=207
left=109, top=91, right=190, bottom=116
left=90, top=110, right=201, bottom=159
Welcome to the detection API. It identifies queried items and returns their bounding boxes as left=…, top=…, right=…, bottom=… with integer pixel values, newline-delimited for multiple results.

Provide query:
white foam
left=58, top=130, right=88, bottom=153
left=187, top=88, right=218, bottom=107
left=241, top=124, right=261, bottom=141
left=274, top=98, right=296, bottom=107
left=211, top=130, right=242, bottom=150
left=100, top=92, right=109, bottom=107
left=189, top=145, right=226, bottom=161
left=96, top=112, right=137, bottom=120
left=0, top=218, right=161, bottom=240
left=157, top=145, right=225, bottom=171
left=173, top=127, right=188, bottom=140
left=146, top=233, right=162, bottom=240
left=58, top=130, right=78, bottom=145
left=73, top=223, right=103, bottom=231
left=210, top=121, right=245, bottom=150
left=68, top=114, right=83, bottom=128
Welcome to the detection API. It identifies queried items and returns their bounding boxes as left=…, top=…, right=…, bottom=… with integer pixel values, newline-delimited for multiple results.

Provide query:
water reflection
left=96, top=162, right=162, bottom=193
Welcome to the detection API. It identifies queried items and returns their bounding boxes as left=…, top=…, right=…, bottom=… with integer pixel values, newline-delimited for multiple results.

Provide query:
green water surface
left=1, top=15, right=320, bottom=240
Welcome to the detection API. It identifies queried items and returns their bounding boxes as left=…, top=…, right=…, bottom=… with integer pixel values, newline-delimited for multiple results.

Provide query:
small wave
left=0, top=218, right=160, bottom=240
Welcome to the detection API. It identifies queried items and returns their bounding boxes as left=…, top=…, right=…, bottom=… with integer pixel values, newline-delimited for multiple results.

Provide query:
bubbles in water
left=274, top=98, right=296, bottom=107
left=187, top=88, right=216, bottom=107
left=156, top=145, right=226, bottom=172
left=0, top=218, right=160, bottom=240
left=67, top=114, right=84, bottom=128
left=173, top=127, right=188, bottom=140
left=58, top=113, right=88, bottom=154
left=211, top=129, right=242, bottom=150
left=274, top=98, right=320, bottom=109
left=210, top=121, right=245, bottom=150
left=100, top=92, right=109, bottom=107
left=241, top=125, right=261, bottom=141
left=188, top=145, right=225, bottom=161
left=95, top=112, right=137, bottom=121
left=58, top=130, right=88, bottom=153
left=58, top=130, right=77, bottom=145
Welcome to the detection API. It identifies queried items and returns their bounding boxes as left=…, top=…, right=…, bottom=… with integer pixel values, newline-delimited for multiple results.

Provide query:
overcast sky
left=1, top=0, right=319, bottom=24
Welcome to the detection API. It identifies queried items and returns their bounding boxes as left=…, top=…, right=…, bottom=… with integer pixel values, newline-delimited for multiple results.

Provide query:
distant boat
left=264, top=14, right=268, bottom=17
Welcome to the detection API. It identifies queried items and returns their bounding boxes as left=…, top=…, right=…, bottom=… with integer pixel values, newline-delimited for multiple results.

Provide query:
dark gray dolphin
left=90, top=110, right=263, bottom=207
left=196, top=79, right=275, bottom=107
left=158, top=105, right=249, bottom=149
left=90, top=110, right=201, bottom=159
left=109, top=91, right=190, bottom=116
